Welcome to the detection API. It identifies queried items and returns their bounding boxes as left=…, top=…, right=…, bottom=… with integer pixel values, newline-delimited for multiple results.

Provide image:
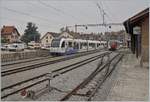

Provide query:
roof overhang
left=123, top=8, right=149, bottom=34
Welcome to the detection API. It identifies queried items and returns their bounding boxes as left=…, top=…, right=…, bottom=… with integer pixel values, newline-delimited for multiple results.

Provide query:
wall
left=1, top=50, right=50, bottom=62
left=41, top=34, right=53, bottom=47
left=141, top=17, right=149, bottom=62
left=59, top=32, right=73, bottom=38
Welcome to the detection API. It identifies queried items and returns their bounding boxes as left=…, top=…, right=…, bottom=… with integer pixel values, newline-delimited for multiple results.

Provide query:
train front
left=50, top=38, right=66, bottom=55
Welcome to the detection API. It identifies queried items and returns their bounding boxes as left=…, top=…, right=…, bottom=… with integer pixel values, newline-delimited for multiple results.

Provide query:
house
left=123, top=8, right=149, bottom=66
left=40, top=32, right=60, bottom=47
left=1, top=26, right=20, bottom=43
left=59, top=31, right=74, bottom=39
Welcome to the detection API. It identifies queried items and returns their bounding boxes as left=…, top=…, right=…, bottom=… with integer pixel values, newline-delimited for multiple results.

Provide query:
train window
left=51, top=39, right=61, bottom=47
left=89, top=43, right=91, bottom=46
left=84, top=42, right=87, bottom=46
left=93, top=43, right=95, bottom=47
left=80, top=43, right=83, bottom=49
left=68, top=42, right=72, bottom=47
left=74, top=43, right=78, bottom=49
left=12, top=45, right=17, bottom=48
left=61, top=41, right=65, bottom=48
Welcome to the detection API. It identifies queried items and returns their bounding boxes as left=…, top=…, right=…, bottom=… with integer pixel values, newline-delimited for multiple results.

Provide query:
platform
left=106, top=50, right=149, bottom=101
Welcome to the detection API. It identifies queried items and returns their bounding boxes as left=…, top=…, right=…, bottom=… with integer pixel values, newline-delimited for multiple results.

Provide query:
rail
left=1, top=51, right=111, bottom=99
left=60, top=53, right=123, bottom=101
left=2, top=49, right=99, bottom=66
left=1, top=49, right=104, bottom=77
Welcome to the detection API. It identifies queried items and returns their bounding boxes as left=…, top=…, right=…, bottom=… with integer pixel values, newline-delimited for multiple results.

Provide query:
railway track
left=1, top=50, right=92, bottom=68
left=87, top=54, right=124, bottom=101
left=1, top=55, right=53, bottom=67
left=1, top=51, right=111, bottom=99
left=60, top=53, right=124, bottom=101
left=1, top=49, right=104, bottom=77
left=2, top=49, right=104, bottom=67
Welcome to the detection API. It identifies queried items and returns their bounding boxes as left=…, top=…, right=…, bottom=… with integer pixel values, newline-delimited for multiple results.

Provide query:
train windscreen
left=51, top=39, right=61, bottom=47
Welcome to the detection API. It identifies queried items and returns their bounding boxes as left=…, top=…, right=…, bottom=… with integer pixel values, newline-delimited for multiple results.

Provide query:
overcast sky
left=0, top=0, right=149, bottom=37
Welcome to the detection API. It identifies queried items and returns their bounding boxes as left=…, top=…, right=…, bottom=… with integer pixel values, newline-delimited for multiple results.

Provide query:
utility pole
left=102, top=11, right=106, bottom=26
left=96, top=3, right=106, bottom=25
left=75, top=24, right=77, bottom=33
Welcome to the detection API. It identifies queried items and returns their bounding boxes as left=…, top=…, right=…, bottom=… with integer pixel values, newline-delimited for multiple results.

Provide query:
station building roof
left=123, top=8, right=149, bottom=34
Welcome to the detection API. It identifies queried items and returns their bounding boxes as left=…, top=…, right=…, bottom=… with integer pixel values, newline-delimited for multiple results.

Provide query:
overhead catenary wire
left=96, top=2, right=106, bottom=25
left=37, top=0, right=83, bottom=23
left=1, top=7, right=57, bottom=25
left=1, top=1, right=120, bottom=34
left=1, top=6, right=62, bottom=30
left=1, top=16, right=60, bottom=35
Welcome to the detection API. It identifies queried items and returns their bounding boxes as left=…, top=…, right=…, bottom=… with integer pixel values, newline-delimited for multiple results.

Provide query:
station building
left=123, top=8, right=149, bottom=66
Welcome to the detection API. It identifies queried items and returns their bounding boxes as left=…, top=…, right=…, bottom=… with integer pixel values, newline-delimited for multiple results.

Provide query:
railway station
left=1, top=0, right=149, bottom=101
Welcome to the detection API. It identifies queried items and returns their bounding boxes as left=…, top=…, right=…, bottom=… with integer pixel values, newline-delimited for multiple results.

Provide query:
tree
left=21, top=22, right=40, bottom=44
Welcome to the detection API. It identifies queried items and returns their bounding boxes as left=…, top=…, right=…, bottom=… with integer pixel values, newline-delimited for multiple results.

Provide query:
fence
left=1, top=50, right=50, bottom=62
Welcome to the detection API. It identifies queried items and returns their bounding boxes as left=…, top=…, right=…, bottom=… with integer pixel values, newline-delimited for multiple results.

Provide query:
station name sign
left=133, top=26, right=141, bottom=35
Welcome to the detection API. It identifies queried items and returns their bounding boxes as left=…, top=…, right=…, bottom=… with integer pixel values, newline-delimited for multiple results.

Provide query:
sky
left=0, top=0, right=149, bottom=37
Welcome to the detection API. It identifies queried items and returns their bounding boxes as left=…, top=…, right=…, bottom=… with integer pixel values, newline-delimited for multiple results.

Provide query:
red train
left=109, top=42, right=117, bottom=51
left=108, top=40, right=122, bottom=51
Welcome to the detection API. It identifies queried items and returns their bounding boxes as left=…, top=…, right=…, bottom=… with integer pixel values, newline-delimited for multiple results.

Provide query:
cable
left=37, top=0, right=82, bottom=23
left=1, top=7, right=57, bottom=24
left=1, top=17, right=56, bottom=29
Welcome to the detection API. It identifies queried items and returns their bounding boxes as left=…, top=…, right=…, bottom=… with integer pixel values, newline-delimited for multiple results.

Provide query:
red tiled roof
left=1, top=26, right=20, bottom=36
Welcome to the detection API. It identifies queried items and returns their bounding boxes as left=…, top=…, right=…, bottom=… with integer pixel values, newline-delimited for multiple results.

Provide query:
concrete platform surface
left=106, top=52, right=149, bottom=101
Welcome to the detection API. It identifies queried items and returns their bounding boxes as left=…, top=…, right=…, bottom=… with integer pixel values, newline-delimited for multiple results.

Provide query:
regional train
left=50, top=38, right=107, bottom=55
left=108, top=40, right=123, bottom=51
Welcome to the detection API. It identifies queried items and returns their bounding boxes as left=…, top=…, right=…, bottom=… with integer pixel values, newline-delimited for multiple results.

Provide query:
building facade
left=1, top=26, right=20, bottom=43
left=40, top=32, right=60, bottom=47
left=59, top=32, right=74, bottom=39
left=124, top=8, right=149, bottom=65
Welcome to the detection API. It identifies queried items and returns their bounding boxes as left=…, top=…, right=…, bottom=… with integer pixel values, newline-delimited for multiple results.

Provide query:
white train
left=50, top=38, right=107, bottom=55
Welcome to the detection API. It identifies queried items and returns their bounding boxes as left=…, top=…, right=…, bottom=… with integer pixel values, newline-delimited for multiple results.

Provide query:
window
left=46, top=40, right=48, bottom=43
left=68, top=42, right=72, bottom=47
left=61, top=41, right=65, bottom=48
left=51, top=39, right=61, bottom=47
left=46, top=36, right=48, bottom=39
